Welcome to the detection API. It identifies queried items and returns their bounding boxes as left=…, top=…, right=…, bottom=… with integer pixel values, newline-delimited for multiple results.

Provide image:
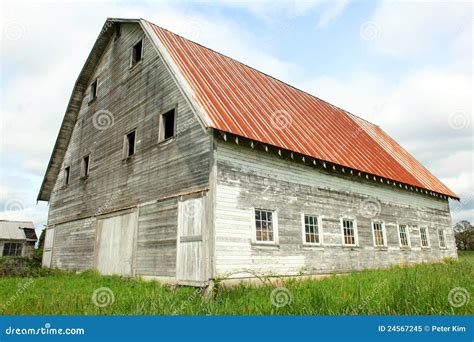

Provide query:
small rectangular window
left=159, top=109, right=176, bottom=141
left=64, top=166, right=70, bottom=186
left=81, top=155, right=90, bottom=177
left=123, top=130, right=136, bottom=158
left=2, top=243, right=22, bottom=256
left=303, top=214, right=320, bottom=244
left=342, top=219, right=356, bottom=246
left=90, top=79, right=98, bottom=100
left=398, top=225, right=410, bottom=247
left=131, top=39, right=143, bottom=66
left=438, top=229, right=446, bottom=248
left=420, top=227, right=430, bottom=248
left=255, top=209, right=274, bottom=242
left=372, top=221, right=385, bottom=247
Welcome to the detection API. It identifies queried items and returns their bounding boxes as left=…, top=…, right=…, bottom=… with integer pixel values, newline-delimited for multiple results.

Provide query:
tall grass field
left=0, top=251, right=472, bottom=315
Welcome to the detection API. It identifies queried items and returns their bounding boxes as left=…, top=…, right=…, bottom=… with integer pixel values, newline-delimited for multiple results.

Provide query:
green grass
left=0, top=251, right=472, bottom=315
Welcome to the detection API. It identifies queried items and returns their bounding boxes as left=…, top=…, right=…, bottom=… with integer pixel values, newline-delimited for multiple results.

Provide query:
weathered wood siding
left=214, top=140, right=457, bottom=277
left=46, top=23, right=212, bottom=275
left=50, top=218, right=96, bottom=270
left=135, top=199, right=178, bottom=277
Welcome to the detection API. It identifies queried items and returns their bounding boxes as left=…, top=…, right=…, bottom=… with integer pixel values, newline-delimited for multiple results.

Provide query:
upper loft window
left=131, top=39, right=143, bottom=67
left=90, top=79, right=98, bottom=100
left=123, top=130, right=136, bottom=159
left=81, top=155, right=90, bottom=178
left=64, top=166, right=70, bottom=186
left=159, top=109, right=176, bottom=142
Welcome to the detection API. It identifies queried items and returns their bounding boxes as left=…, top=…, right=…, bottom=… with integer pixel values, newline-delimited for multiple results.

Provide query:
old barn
left=38, top=18, right=458, bottom=286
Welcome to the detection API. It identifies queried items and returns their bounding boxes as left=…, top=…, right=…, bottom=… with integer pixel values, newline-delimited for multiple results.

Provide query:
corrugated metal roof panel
left=0, top=221, right=35, bottom=240
left=148, top=22, right=457, bottom=199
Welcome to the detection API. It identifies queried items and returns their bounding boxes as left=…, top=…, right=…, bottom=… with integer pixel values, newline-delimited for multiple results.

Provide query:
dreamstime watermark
left=2, top=198, right=26, bottom=220
left=448, top=287, right=470, bottom=308
left=270, top=287, right=293, bottom=308
left=360, top=21, right=381, bottom=41
left=92, top=109, right=115, bottom=131
left=270, top=110, right=292, bottom=130
left=448, top=111, right=470, bottom=130
left=0, top=279, right=35, bottom=314
left=355, top=279, right=388, bottom=312
left=84, top=189, right=122, bottom=227
left=171, top=288, right=204, bottom=315
left=358, top=197, right=381, bottom=218
left=91, top=287, right=115, bottom=308
left=5, top=323, right=85, bottom=336
left=182, top=20, right=202, bottom=41
left=3, top=20, right=27, bottom=41
left=181, top=199, right=203, bottom=219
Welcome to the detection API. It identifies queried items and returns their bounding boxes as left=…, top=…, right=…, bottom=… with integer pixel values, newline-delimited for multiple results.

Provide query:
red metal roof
left=148, top=22, right=457, bottom=199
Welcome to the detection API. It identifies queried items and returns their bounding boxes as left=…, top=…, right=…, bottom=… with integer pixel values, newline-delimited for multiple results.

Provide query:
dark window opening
left=23, top=228, right=37, bottom=240
left=131, top=40, right=143, bottom=66
left=114, top=24, right=121, bottom=40
left=161, top=109, right=176, bottom=141
left=3, top=243, right=22, bottom=256
left=124, top=130, right=136, bottom=158
left=64, top=166, right=70, bottom=186
left=90, top=79, right=98, bottom=100
left=82, top=155, right=90, bottom=177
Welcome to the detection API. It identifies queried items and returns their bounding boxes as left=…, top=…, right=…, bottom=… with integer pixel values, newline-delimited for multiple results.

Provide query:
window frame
left=301, top=213, right=323, bottom=246
left=2, top=242, right=22, bottom=256
left=371, top=220, right=387, bottom=247
left=397, top=224, right=411, bottom=248
left=64, top=166, right=71, bottom=186
left=253, top=208, right=278, bottom=245
left=130, top=39, right=144, bottom=68
left=158, top=108, right=177, bottom=143
left=437, top=229, right=447, bottom=249
left=81, top=154, right=90, bottom=178
left=419, top=226, right=431, bottom=248
left=340, top=218, right=358, bottom=247
left=123, top=129, right=137, bottom=159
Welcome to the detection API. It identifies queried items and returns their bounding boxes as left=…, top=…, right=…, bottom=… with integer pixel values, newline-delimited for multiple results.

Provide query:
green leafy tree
left=453, top=220, right=474, bottom=250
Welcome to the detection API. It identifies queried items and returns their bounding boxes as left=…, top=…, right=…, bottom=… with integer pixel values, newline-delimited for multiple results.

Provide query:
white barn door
left=176, top=196, right=207, bottom=285
left=42, top=228, right=55, bottom=268
left=95, top=210, right=137, bottom=276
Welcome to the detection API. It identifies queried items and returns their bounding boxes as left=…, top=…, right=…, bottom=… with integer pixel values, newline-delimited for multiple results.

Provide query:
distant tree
left=453, top=221, right=474, bottom=250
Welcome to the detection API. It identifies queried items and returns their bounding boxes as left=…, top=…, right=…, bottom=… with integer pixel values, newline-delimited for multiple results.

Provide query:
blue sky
left=1, top=0, right=472, bottom=234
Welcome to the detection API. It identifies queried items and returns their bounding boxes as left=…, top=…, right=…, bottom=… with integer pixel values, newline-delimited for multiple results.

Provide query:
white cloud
left=316, top=0, right=348, bottom=29
left=369, top=0, right=471, bottom=59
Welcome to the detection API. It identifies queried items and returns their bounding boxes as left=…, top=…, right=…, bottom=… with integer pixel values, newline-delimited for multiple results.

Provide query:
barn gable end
left=42, top=20, right=213, bottom=280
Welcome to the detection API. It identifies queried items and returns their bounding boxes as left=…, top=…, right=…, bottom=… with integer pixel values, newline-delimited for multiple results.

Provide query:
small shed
left=0, top=220, right=37, bottom=257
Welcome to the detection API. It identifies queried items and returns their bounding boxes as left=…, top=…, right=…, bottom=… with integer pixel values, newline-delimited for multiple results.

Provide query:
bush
left=0, top=256, right=54, bottom=277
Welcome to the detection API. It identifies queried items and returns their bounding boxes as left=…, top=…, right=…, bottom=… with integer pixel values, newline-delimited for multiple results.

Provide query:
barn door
left=176, top=196, right=207, bottom=285
left=95, top=210, right=137, bottom=276
left=42, top=228, right=55, bottom=268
